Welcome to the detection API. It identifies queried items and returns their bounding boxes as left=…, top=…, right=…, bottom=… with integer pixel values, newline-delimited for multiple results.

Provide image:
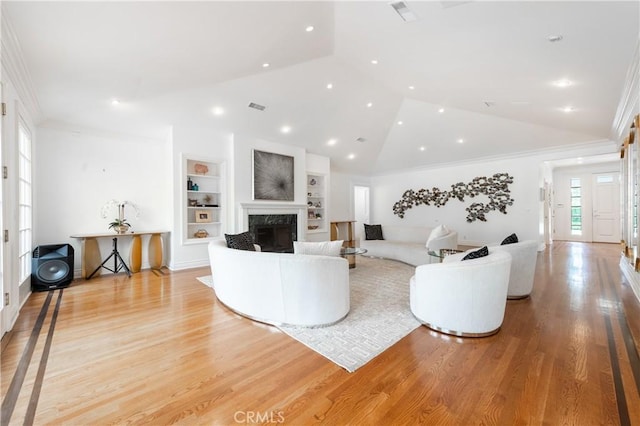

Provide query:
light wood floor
left=2, top=242, right=639, bottom=425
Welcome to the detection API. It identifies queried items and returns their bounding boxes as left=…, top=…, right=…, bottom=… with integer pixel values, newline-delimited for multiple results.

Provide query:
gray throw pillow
left=225, top=232, right=256, bottom=251
left=364, top=224, right=384, bottom=240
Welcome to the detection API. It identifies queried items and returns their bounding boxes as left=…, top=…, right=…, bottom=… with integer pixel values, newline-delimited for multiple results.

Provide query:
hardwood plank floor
left=1, top=242, right=639, bottom=425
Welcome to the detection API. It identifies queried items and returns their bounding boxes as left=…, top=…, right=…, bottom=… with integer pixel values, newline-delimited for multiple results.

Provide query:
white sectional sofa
left=359, top=225, right=458, bottom=266
left=208, top=239, right=350, bottom=327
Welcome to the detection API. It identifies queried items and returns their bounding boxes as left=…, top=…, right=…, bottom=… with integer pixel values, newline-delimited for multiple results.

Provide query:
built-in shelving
left=307, top=173, right=327, bottom=234
left=183, top=157, right=225, bottom=244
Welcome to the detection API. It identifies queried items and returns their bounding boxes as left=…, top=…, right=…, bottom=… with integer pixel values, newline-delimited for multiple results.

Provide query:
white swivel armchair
left=489, top=240, right=538, bottom=299
left=410, top=250, right=512, bottom=337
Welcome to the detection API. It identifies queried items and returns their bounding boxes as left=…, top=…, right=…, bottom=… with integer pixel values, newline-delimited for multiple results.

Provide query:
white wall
left=329, top=171, right=371, bottom=222
left=169, top=126, right=233, bottom=270
left=34, top=125, right=331, bottom=273
left=368, top=143, right=620, bottom=247
left=35, top=126, right=171, bottom=274
left=370, top=157, right=541, bottom=246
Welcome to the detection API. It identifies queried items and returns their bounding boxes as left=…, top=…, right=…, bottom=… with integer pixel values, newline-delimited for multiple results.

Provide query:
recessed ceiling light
left=457, top=138, right=464, bottom=144
left=327, top=138, right=337, bottom=146
left=326, top=83, right=333, bottom=89
left=547, top=35, right=563, bottom=43
left=366, top=102, right=373, bottom=108
left=553, top=79, right=573, bottom=88
left=438, top=108, right=445, bottom=113
left=212, top=107, right=224, bottom=116
left=280, top=125, right=291, bottom=133
left=408, top=86, right=415, bottom=90
left=305, top=25, right=314, bottom=32
left=419, top=146, right=426, bottom=151
left=562, top=106, right=575, bottom=113
left=262, top=63, right=270, bottom=68
left=577, top=157, right=583, bottom=163
left=111, top=99, right=120, bottom=106
left=371, top=59, right=378, bottom=65
left=348, top=153, right=355, bottom=160
left=397, top=121, right=403, bottom=125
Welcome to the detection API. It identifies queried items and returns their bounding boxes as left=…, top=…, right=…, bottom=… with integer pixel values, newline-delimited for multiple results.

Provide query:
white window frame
left=17, top=119, right=32, bottom=284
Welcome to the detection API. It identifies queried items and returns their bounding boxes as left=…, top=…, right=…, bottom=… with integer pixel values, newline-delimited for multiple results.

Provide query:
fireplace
left=248, top=214, right=297, bottom=253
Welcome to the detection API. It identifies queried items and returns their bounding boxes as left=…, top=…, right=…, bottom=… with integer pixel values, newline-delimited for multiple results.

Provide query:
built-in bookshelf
left=306, top=173, right=327, bottom=234
left=183, top=157, right=225, bottom=244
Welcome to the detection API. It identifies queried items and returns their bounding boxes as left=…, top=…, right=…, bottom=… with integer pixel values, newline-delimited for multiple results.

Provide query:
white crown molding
left=611, top=38, right=639, bottom=141
left=1, top=10, right=42, bottom=122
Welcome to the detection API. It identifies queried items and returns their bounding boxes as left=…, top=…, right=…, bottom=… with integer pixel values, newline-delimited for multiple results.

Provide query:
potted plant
left=101, top=200, right=140, bottom=233
left=108, top=218, right=131, bottom=234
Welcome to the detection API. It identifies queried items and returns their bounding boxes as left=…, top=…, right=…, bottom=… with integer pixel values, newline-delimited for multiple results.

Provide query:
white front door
left=592, top=173, right=620, bottom=243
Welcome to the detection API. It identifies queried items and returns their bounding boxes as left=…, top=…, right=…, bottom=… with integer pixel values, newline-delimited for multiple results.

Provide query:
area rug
left=196, top=256, right=420, bottom=372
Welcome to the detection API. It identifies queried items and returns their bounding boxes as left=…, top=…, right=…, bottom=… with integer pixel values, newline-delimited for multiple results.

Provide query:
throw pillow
left=364, top=224, right=384, bottom=240
left=225, top=232, right=256, bottom=251
left=461, top=246, right=489, bottom=261
left=426, top=225, right=450, bottom=247
left=501, top=233, right=519, bottom=245
left=293, top=240, right=343, bottom=256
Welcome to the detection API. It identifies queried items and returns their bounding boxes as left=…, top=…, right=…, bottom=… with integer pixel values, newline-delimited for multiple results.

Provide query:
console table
left=70, top=231, right=168, bottom=279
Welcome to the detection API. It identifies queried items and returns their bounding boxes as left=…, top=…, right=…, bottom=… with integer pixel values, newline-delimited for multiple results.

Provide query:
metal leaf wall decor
left=392, top=173, right=514, bottom=222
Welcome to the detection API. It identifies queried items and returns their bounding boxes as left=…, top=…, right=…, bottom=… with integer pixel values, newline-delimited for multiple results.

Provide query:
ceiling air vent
left=389, top=1, right=418, bottom=22
left=356, top=137, right=367, bottom=143
left=248, top=102, right=266, bottom=111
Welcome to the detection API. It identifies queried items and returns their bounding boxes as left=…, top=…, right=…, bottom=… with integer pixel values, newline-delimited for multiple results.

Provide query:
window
left=570, top=178, right=582, bottom=236
left=596, top=175, right=614, bottom=184
left=18, top=122, right=32, bottom=283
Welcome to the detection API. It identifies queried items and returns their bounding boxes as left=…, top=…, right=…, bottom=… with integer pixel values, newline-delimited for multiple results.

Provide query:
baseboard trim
left=168, top=259, right=210, bottom=271
left=619, top=255, right=640, bottom=304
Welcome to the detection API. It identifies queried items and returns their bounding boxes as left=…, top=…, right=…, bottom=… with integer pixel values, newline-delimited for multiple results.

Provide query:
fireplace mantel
left=239, top=203, right=307, bottom=241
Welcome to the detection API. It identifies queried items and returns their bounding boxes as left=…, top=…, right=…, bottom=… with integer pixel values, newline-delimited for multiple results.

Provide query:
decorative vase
left=114, top=224, right=130, bottom=234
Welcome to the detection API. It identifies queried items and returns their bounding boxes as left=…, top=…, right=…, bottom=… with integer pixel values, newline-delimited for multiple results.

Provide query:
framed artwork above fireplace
left=252, top=149, right=294, bottom=201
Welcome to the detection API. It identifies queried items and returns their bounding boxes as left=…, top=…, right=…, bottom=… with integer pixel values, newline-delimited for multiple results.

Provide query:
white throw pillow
left=294, top=240, right=344, bottom=257
left=426, top=225, right=449, bottom=247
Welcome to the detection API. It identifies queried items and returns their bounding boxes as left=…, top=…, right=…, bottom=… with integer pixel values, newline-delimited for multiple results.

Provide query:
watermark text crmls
left=234, top=410, right=285, bottom=424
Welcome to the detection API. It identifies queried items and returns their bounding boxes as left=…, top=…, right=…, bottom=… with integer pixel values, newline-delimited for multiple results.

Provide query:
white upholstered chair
left=489, top=240, right=538, bottom=299
left=410, top=250, right=512, bottom=337
left=447, top=240, right=538, bottom=299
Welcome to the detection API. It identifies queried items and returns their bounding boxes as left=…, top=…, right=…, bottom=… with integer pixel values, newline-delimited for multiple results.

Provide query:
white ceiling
left=3, top=1, right=639, bottom=174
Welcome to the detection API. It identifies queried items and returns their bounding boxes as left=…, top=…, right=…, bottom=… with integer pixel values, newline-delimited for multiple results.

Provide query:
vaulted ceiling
left=3, top=1, right=639, bottom=174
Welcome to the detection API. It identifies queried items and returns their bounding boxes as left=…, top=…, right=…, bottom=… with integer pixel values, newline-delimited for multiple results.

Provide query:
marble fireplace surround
left=239, top=203, right=307, bottom=247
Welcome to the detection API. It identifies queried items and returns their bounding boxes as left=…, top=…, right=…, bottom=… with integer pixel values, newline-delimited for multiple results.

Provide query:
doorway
left=552, top=166, right=620, bottom=242
left=591, top=173, right=620, bottom=243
